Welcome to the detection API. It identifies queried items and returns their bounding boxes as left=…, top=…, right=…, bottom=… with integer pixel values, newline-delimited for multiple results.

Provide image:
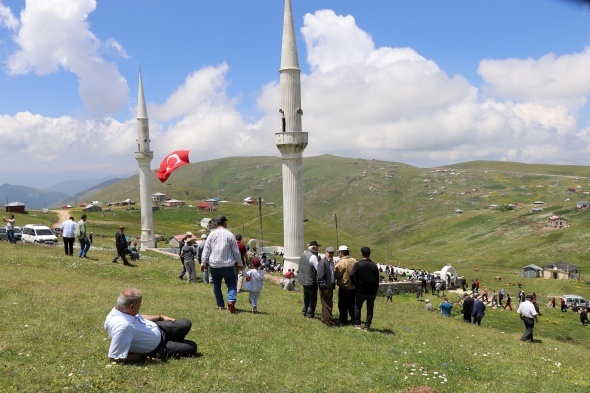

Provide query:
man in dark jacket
left=112, top=226, right=130, bottom=266
left=298, top=241, right=320, bottom=318
left=472, top=294, right=486, bottom=326
left=350, top=246, right=380, bottom=331
left=317, top=246, right=336, bottom=327
left=462, top=293, right=474, bottom=323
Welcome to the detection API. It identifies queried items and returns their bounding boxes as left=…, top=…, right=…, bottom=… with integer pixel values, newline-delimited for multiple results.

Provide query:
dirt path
left=52, top=210, right=71, bottom=224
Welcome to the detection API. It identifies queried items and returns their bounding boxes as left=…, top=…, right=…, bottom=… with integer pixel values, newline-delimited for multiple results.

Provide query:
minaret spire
left=281, top=0, right=299, bottom=71
left=276, top=0, right=308, bottom=273
left=135, top=69, right=155, bottom=250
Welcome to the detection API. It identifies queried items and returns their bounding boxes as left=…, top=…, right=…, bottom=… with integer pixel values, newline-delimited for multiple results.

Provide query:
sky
left=1, top=0, right=590, bottom=188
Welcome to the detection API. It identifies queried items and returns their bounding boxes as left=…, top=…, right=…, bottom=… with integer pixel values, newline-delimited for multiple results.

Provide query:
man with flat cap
left=317, top=246, right=336, bottom=327
left=298, top=240, right=320, bottom=318
left=201, top=215, right=243, bottom=314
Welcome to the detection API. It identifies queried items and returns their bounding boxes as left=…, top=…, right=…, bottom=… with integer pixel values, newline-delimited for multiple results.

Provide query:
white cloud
left=0, top=1, right=18, bottom=30
left=254, top=9, right=590, bottom=167
left=6, top=0, right=128, bottom=117
left=478, top=47, right=590, bottom=101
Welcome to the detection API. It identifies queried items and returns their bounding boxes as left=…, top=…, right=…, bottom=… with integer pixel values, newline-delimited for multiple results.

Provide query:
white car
left=21, top=224, right=58, bottom=245
left=562, top=295, right=588, bottom=309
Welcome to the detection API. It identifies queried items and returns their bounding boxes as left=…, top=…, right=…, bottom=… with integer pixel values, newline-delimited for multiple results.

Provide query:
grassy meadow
left=1, top=208, right=590, bottom=392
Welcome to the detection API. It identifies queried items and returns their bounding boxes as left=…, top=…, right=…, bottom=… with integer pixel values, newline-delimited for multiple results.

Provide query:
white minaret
left=135, top=70, right=155, bottom=250
left=276, top=0, right=308, bottom=273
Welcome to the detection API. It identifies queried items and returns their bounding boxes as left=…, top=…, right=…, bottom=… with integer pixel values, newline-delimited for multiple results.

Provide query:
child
left=244, top=258, right=264, bottom=313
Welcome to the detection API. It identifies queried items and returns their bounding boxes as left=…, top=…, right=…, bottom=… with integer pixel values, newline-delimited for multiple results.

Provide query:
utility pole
left=258, top=197, right=264, bottom=251
left=386, top=239, right=388, bottom=265
left=334, top=214, right=339, bottom=248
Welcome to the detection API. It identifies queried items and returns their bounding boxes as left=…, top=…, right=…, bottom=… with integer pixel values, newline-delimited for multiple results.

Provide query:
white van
left=21, top=224, right=58, bottom=245
left=562, top=295, right=588, bottom=309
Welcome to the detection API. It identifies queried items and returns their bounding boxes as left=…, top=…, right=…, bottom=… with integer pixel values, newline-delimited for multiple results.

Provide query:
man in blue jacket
left=472, top=294, right=486, bottom=326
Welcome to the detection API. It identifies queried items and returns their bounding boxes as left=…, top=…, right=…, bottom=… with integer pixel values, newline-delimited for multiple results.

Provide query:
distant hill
left=68, top=155, right=590, bottom=269
left=48, top=175, right=127, bottom=196
left=0, top=183, right=69, bottom=210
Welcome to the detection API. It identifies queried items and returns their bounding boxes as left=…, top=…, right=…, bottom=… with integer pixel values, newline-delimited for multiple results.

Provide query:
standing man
left=60, top=216, right=76, bottom=256
left=350, top=246, right=380, bottom=332
left=201, top=215, right=243, bottom=314
left=298, top=241, right=320, bottom=318
left=112, top=226, right=131, bottom=266
left=472, top=294, right=486, bottom=326
left=517, top=295, right=538, bottom=342
left=2, top=214, right=16, bottom=244
left=104, top=288, right=197, bottom=362
left=462, top=293, right=474, bottom=323
left=75, top=214, right=90, bottom=258
left=317, top=246, right=336, bottom=327
left=235, top=234, right=248, bottom=292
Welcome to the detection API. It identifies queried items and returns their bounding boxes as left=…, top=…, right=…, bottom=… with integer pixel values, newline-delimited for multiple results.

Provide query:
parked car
left=562, top=295, right=588, bottom=309
left=21, top=224, right=58, bottom=245
left=0, top=226, right=22, bottom=241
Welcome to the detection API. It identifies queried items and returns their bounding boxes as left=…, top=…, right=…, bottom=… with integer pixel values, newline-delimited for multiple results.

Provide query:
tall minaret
left=276, top=0, right=308, bottom=273
left=135, top=70, right=155, bottom=250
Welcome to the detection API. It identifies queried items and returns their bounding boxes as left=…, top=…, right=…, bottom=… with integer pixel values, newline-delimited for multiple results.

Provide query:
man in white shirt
left=517, top=295, right=538, bottom=341
left=104, top=288, right=197, bottom=362
left=201, top=215, right=243, bottom=313
left=60, top=216, right=76, bottom=256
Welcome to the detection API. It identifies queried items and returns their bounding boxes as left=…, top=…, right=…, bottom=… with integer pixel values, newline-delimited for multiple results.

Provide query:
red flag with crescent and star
left=157, top=150, right=190, bottom=182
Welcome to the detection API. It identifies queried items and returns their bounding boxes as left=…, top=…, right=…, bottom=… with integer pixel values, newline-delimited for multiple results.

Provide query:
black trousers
left=302, top=284, right=318, bottom=317
left=113, top=247, right=130, bottom=265
left=355, top=292, right=376, bottom=329
left=338, top=288, right=356, bottom=324
left=63, top=237, right=74, bottom=256
left=520, top=317, right=535, bottom=341
left=151, top=318, right=197, bottom=359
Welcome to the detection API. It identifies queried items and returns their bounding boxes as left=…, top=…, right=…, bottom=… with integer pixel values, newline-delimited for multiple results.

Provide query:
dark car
left=0, top=226, right=22, bottom=241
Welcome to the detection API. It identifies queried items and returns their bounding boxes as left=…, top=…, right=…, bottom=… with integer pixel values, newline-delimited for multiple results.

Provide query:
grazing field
left=1, top=238, right=590, bottom=392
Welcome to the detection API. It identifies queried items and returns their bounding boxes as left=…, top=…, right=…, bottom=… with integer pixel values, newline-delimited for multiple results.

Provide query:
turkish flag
left=157, top=150, right=190, bottom=182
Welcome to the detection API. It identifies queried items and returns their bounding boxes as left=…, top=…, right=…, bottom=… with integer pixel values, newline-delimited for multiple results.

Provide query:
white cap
left=186, top=231, right=194, bottom=236
left=338, top=245, right=349, bottom=251
left=201, top=234, right=207, bottom=239
left=425, top=299, right=430, bottom=303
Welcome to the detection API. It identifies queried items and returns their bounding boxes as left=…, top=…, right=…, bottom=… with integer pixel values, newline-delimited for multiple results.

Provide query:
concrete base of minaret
left=139, top=229, right=155, bottom=250
left=282, top=256, right=301, bottom=274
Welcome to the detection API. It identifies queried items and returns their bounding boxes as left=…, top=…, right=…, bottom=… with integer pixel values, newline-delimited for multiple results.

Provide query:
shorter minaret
left=135, top=70, right=155, bottom=250
left=276, top=0, right=308, bottom=273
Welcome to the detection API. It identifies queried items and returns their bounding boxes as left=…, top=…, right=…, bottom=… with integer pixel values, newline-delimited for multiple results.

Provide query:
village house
left=547, top=215, right=568, bottom=229
left=5, top=201, right=25, bottom=213
left=152, top=192, right=167, bottom=202
left=197, top=202, right=217, bottom=211
left=577, top=201, right=589, bottom=209
left=542, top=261, right=579, bottom=280
left=161, top=199, right=185, bottom=207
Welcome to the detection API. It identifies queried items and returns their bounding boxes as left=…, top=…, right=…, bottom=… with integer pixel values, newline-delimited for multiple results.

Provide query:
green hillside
left=64, top=155, right=590, bottom=277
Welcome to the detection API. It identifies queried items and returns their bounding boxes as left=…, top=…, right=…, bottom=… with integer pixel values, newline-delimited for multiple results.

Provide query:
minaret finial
left=137, top=69, right=148, bottom=119
left=281, top=0, right=299, bottom=71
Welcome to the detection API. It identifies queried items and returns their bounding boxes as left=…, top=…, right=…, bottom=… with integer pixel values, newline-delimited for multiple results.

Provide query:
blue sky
left=1, top=0, right=590, bottom=188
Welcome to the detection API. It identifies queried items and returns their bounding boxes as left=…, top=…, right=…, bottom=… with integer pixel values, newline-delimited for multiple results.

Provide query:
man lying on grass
left=104, top=288, right=197, bottom=362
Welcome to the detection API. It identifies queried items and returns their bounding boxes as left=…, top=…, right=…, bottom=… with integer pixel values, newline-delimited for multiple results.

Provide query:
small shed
left=168, top=234, right=196, bottom=248
left=83, top=204, right=102, bottom=212
left=522, top=264, right=543, bottom=278
left=542, top=261, right=579, bottom=280
left=577, top=201, right=589, bottom=209
left=5, top=202, right=25, bottom=213
left=200, top=218, right=213, bottom=229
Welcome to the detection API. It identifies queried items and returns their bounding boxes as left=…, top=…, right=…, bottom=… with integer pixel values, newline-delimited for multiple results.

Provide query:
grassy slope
left=1, top=239, right=589, bottom=393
